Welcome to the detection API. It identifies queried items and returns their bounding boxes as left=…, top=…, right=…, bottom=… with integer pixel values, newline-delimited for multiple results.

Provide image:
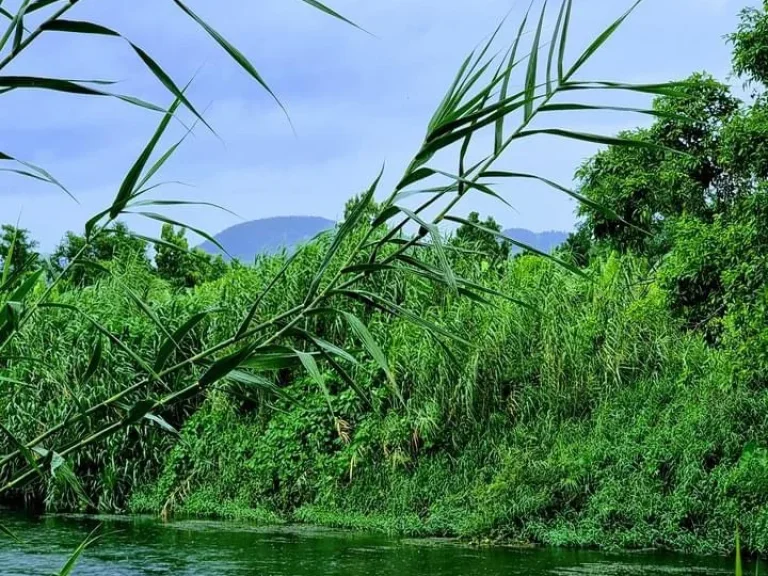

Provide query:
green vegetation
left=2, top=0, right=768, bottom=569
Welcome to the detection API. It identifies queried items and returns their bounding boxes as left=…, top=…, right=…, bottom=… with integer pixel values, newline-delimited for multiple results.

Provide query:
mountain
left=503, top=228, right=569, bottom=254
left=199, top=216, right=570, bottom=262
left=198, top=216, right=335, bottom=262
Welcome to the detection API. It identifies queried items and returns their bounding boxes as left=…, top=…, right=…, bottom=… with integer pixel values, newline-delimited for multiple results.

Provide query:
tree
left=50, top=222, right=149, bottom=286
left=569, top=17, right=768, bottom=352
left=452, top=211, right=510, bottom=263
left=0, top=225, right=39, bottom=276
left=155, top=224, right=228, bottom=289
left=573, top=73, right=743, bottom=258
left=343, top=192, right=381, bottom=222
left=729, top=0, right=768, bottom=90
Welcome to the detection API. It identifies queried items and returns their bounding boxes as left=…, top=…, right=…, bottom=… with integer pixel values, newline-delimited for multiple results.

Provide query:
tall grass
left=0, top=2, right=692, bottom=573
left=117, top=249, right=768, bottom=555
left=0, top=0, right=675, bottom=506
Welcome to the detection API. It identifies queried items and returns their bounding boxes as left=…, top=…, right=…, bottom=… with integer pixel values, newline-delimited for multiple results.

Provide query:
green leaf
left=81, top=336, right=102, bottom=386
left=340, top=311, right=400, bottom=401
left=11, top=0, right=28, bottom=53
left=0, top=151, right=74, bottom=201
left=109, top=91, right=185, bottom=218
left=121, top=283, right=175, bottom=345
left=294, top=349, right=334, bottom=414
left=0, top=523, right=20, bottom=543
left=171, top=0, right=290, bottom=125
left=33, top=447, right=93, bottom=508
left=1, top=224, right=16, bottom=285
left=57, top=525, right=102, bottom=576
left=41, top=303, right=160, bottom=379
left=0, top=423, right=42, bottom=480
left=291, top=327, right=358, bottom=366
left=479, top=170, right=622, bottom=221
left=154, top=310, right=212, bottom=373
left=564, top=0, right=642, bottom=80
left=0, top=76, right=163, bottom=112
left=560, top=80, right=688, bottom=97
left=539, top=102, right=687, bottom=121
left=305, top=167, right=384, bottom=304
left=398, top=206, right=456, bottom=291
left=557, top=0, right=573, bottom=82
left=27, top=0, right=62, bottom=13
left=546, top=0, right=567, bottom=95
left=0, top=0, right=29, bottom=53
left=241, top=346, right=307, bottom=371
left=144, top=413, right=178, bottom=435
left=122, top=399, right=157, bottom=427
left=496, top=5, right=530, bottom=153
left=40, top=18, right=119, bottom=36
left=298, top=0, right=367, bottom=33
left=512, top=128, right=686, bottom=156
left=129, top=211, right=230, bottom=257
left=40, top=19, right=215, bottom=131
left=224, top=369, right=293, bottom=403
left=199, top=344, right=257, bottom=388
left=524, top=1, right=547, bottom=121
left=334, top=289, right=470, bottom=346
left=236, top=244, right=307, bottom=338
left=318, top=349, right=371, bottom=408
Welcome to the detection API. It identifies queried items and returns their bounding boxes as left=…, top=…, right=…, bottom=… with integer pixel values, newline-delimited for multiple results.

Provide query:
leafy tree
left=155, top=224, right=228, bottom=289
left=0, top=225, right=39, bottom=276
left=573, top=73, right=742, bottom=257
left=50, top=222, right=149, bottom=286
left=452, top=211, right=510, bottom=263
left=729, top=0, right=768, bottom=89
left=343, top=193, right=381, bottom=222
left=571, top=16, right=768, bottom=352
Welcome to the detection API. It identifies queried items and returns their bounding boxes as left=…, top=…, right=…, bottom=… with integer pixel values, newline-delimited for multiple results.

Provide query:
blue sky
left=0, top=0, right=751, bottom=250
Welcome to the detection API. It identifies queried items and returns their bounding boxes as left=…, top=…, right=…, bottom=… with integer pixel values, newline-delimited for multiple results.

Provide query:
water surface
left=0, top=513, right=754, bottom=575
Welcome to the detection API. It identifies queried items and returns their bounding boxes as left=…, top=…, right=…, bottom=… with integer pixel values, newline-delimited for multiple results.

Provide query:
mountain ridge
left=199, top=216, right=569, bottom=262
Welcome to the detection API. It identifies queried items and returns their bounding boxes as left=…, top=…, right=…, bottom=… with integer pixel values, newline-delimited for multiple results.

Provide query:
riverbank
left=1, top=513, right=752, bottom=576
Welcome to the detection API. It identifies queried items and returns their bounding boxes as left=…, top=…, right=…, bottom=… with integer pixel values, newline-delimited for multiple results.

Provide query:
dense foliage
left=4, top=0, right=768, bottom=563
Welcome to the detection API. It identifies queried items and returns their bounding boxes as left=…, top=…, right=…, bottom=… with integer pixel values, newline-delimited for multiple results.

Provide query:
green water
left=0, top=514, right=756, bottom=575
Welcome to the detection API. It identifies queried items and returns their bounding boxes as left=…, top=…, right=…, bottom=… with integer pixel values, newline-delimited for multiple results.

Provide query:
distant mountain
left=503, top=228, right=569, bottom=254
left=199, top=216, right=569, bottom=263
left=199, top=216, right=335, bottom=262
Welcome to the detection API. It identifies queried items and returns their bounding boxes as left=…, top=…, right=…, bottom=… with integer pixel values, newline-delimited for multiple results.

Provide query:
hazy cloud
left=0, top=0, right=747, bottom=250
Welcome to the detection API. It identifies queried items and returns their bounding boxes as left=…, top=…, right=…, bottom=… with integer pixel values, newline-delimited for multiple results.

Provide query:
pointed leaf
left=109, top=91, right=185, bottom=218
left=298, top=0, right=367, bottom=32
left=57, top=525, right=102, bottom=576
left=496, top=6, right=530, bottom=153
left=546, top=0, right=567, bottom=95
left=524, top=1, right=547, bottom=121
left=319, top=349, right=371, bottom=408
left=0, top=523, right=20, bottom=543
left=294, top=349, right=334, bottom=414
left=398, top=206, right=456, bottom=291
left=305, top=167, right=383, bottom=304
left=171, top=0, right=290, bottom=124
left=479, top=170, right=622, bottom=221
left=565, top=0, right=642, bottom=80
left=81, top=336, right=102, bottom=386
left=340, top=311, right=400, bottom=399
left=557, top=0, right=573, bottom=81
left=154, top=310, right=212, bottom=373
left=0, top=76, right=162, bottom=112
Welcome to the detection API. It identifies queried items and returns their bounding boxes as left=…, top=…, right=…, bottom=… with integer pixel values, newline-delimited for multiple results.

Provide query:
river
left=0, top=513, right=755, bottom=575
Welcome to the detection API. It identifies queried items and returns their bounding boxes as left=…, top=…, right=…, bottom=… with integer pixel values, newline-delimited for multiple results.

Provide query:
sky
left=0, top=0, right=754, bottom=251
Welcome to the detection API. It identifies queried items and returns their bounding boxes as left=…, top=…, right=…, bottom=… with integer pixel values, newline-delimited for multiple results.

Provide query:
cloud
left=0, top=0, right=747, bottom=250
